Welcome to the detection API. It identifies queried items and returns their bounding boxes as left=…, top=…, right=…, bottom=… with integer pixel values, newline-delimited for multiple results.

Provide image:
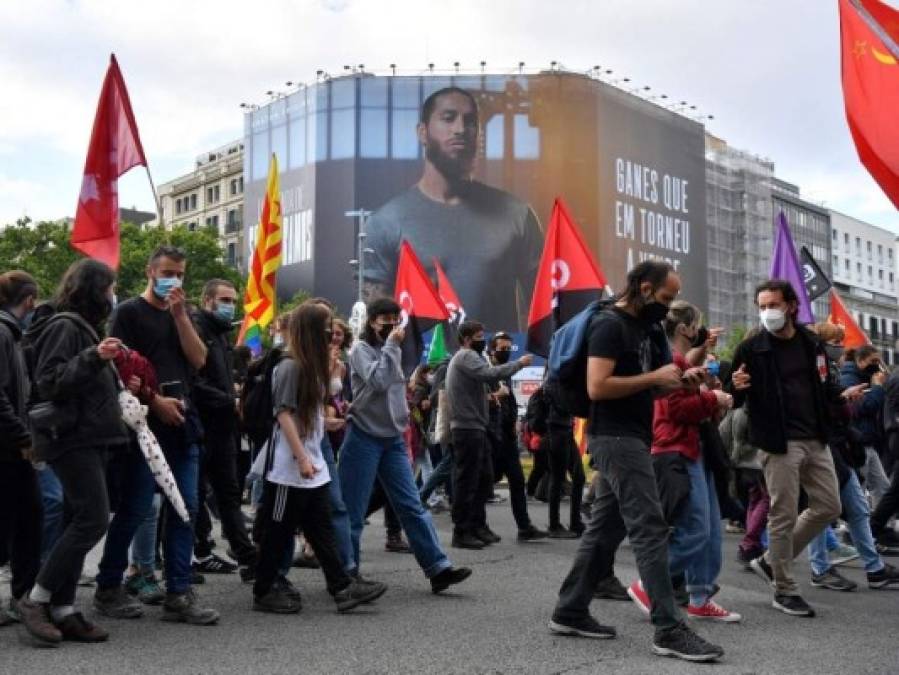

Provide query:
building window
left=190, top=194, right=197, bottom=211
left=206, top=185, right=221, bottom=204
left=188, top=221, right=197, bottom=232
left=832, top=229, right=838, bottom=241
left=878, top=243, right=883, bottom=262
left=870, top=316, right=879, bottom=336
left=226, top=243, right=237, bottom=267
left=205, top=215, right=219, bottom=229
left=239, top=177, right=243, bottom=193
left=226, top=209, right=239, bottom=234
left=833, top=255, right=838, bottom=271
left=893, top=321, right=898, bottom=337
left=230, top=179, right=238, bottom=196
left=175, top=199, right=182, bottom=215
left=845, top=258, right=850, bottom=272
left=844, top=232, right=849, bottom=251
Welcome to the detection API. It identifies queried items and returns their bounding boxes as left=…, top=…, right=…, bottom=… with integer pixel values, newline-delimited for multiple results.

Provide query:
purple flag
left=769, top=212, right=814, bottom=324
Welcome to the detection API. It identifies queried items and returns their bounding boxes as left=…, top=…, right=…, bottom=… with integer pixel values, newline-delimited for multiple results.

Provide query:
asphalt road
left=3, top=489, right=899, bottom=675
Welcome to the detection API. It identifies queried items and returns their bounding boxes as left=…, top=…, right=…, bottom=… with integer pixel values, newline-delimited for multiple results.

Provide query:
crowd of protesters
left=1, top=253, right=898, bottom=665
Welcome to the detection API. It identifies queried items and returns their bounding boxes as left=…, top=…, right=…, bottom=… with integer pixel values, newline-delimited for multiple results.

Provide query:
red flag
left=395, top=241, right=450, bottom=375
left=839, top=0, right=899, bottom=208
left=71, top=54, right=148, bottom=268
left=526, top=198, right=607, bottom=357
left=828, top=289, right=871, bottom=349
left=433, top=257, right=466, bottom=324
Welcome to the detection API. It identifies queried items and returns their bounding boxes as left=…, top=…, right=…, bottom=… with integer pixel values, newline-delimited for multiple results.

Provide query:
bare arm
left=587, top=356, right=682, bottom=401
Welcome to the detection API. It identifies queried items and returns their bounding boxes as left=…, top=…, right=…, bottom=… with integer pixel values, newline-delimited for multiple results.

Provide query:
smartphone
left=159, top=380, right=185, bottom=400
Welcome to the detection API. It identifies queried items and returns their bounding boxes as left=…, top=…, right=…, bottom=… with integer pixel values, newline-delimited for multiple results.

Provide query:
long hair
left=286, top=303, right=331, bottom=437
left=55, top=259, right=116, bottom=330
left=0, top=270, right=38, bottom=309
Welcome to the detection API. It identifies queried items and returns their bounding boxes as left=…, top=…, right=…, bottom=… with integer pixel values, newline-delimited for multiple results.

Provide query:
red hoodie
left=651, top=352, right=718, bottom=461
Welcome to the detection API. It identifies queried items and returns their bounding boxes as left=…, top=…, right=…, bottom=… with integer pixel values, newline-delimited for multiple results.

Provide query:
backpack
left=525, top=385, right=549, bottom=435
left=240, top=347, right=287, bottom=447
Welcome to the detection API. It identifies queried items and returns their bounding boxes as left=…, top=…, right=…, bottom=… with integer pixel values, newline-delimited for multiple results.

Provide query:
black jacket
left=0, top=309, right=31, bottom=461
left=885, top=370, right=899, bottom=434
left=25, top=310, right=127, bottom=460
left=192, top=310, right=237, bottom=434
left=729, top=326, right=844, bottom=455
left=487, top=375, right=517, bottom=445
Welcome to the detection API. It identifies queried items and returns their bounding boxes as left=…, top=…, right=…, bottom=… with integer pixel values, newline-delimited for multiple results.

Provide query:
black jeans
left=527, top=445, right=550, bottom=496
left=253, top=481, right=349, bottom=598
left=870, top=433, right=899, bottom=538
left=554, top=435, right=680, bottom=631
left=451, top=429, right=494, bottom=534
left=547, top=428, right=585, bottom=530
left=0, top=460, right=43, bottom=600
left=489, top=433, right=532, bottom=530
left=38, top=447, right=110, bottom=607
left=195, top=429, right=257, bottom=565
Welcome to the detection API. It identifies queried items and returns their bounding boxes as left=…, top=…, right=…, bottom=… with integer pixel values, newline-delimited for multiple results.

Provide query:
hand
left=732, top=364, right=751, bottom=391
left=167, top=286, right=187, bottom=320
left=325, top=417, right=346, bottom=432
left=97, top=337, right=122, bottom=361
left=653, top=363, right=684, bottom=389
left=388, top=326, right=405, bottom=344
left=707, top=327, right=724, bottom=349
left=872, top=371, right=887, bottom=387
left=496, top=384, right=510, bottom=398
left=681, top=367, right=706, bottom=389
left=420, top=399, right=431, bottom=411
left=714, top=389, right=734, bottom=410
left=127, top=375, right=142, bottom=394
left=841, top=383, right=867, bottom=402
left=298, top=456, right=320, bottom=479
left=150, top=396, right=186, bottom=426
left=518, top=354, right=533, bottom=367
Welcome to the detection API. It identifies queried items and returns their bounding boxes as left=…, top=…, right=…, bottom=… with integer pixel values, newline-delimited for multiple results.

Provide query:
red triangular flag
left=839, top=0, right=899, bottom=208
left=395, top=241, right=450, bottom=375
left=433, top=257, right=466, bottom=324
left=828, top=289, right=871, bottom=350
left=71, top=54, right=148, bottom=269
left=526, top=197, right=607, bottom=357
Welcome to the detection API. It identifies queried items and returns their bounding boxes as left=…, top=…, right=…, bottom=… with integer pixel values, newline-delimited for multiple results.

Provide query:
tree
left=717, top=325, right=749, bottom=362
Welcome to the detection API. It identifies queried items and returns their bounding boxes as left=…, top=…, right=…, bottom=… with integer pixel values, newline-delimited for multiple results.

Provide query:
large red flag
left=839, top=0, right=899, bottom=208
left=71, top=54, right=148, bottom=268
left=828, top=289, right=871, bottom=349
left=433, top=257, right=466, bottom=324
left=395, top=241, right=450, bottom=375
left=526, top=198, right=607, bottom=357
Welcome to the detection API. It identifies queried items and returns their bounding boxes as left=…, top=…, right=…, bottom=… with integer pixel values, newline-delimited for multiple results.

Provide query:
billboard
left=243, top=72, right=707, bottom=335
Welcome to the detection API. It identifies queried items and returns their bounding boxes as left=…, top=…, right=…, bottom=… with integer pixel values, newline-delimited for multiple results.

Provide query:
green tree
left=718, top=325, right=749, bottom=362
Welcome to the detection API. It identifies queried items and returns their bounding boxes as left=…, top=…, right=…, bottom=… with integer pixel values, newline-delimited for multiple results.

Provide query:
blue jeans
left=338, top=425, right=451, bottom=578
left=808, top=471, right=883, bottom=575
left=130, top=494, right=161, bottom=574
left=667, top=456, right=722, bottom=605
left=321, top=434, right=355, bottom=574
left=37, top=466, right=64, bottom=562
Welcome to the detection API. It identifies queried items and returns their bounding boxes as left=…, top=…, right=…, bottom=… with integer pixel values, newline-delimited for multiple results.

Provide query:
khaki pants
left=760, top=440, right=841, bottom=596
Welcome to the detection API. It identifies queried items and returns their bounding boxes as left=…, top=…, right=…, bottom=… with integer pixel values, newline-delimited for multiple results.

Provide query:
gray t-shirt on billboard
left=364, top=182, right=543, bottom=331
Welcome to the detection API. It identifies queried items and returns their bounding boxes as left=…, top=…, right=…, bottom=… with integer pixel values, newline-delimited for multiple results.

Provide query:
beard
left=425, top=136, right=475, bottom=182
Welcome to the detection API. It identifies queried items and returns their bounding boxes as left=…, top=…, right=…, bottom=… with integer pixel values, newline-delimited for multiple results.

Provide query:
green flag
left=427, top=323, right=448, bottom=367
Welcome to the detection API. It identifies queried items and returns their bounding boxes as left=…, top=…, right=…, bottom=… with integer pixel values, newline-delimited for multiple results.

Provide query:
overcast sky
left=2, top=0, right=898, bottom=234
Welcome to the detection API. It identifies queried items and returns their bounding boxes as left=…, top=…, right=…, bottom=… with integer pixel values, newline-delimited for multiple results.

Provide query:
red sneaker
left=687, top=600, right=742, bottom=623
left=626, top=580, right=651, bottom=616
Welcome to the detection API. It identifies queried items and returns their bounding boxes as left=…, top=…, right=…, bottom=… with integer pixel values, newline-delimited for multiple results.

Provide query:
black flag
left=800, top=246, right=832, bottom=301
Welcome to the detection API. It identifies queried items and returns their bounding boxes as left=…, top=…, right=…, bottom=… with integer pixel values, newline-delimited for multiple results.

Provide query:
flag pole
left=144, top=165, right=169, bottom=242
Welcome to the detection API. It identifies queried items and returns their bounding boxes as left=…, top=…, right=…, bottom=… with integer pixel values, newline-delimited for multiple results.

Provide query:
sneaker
left=725, top=521, right=745, bottom=534
left=486, top=494, right=507, bottom=504
left=427, top=500, right=448, bottom=514
left=17, top=598, right=62, bottom=647
left=810, top=567, right=857, bottom=592
left=750, top=555, right=775, bottom=586
left=292, top=550, right=321, bottom=569
left=875, top=539, right=899, bottom=557
left=737, top=547, right=763, bottom=571
left=253, top=588, right=301, bottom=614
left=273, top=576, right=302, bottom=602
left=626, top=580, right=651, bottom=616
left=547, top=525, right=578, bottom=540
left=828, top=543, right=860, bottom=566
left=652, top=622, right=724, bottom=662
left=161, top=590, right=220, bottom=625
left=350, top=573, right=387, bottom=604
left=452, top=531, right=485, bottom=550
left=6, top=597, right=22, bottom=624
left=54, top=612, right=109, bottom=642
left=430, top=567, right=472, bottom=594
left=94, top=586, right=144, bottom=619
left=687, top=600, right=742, bottom=623
left=385, top=533, right=413, bottom=553
left=593, top=575, right=629, bottom=601
left=548, top=614, right=616, bottom=639
left=517, top=524, right=549, bottom=542
left=868, top=563, right=899, bottom=589
left=474, top=526, right=502, bottom=544
left=239, top=565, right=256, bottom=584
left=125, top=572, right=165, bottom=605
left=193, top=554, right=237, bottom=574
left=333, top=579, right=387, bottom=613
left=772, top=593, right=815, bottom=617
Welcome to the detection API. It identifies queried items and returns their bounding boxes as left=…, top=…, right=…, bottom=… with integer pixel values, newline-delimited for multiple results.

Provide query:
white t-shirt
left=266, top=359, right=330, bottom=489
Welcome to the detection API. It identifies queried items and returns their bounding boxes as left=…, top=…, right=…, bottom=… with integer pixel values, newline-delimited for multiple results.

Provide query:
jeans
left=415, top=449, right=442, bottom=507
left=862, top=446, right=891, bottom=505
left=420, top=445, right=453, bottom=503
left=667, top=457, right=722, bottom=605
left=131, top=494, right=161, bottom=574
left=808, top=471, right=883, bottom=575
left=36, top=465, right=64, bottom=562
left=321, top=434, right=355, bottom=573
left=450, top=428, right=494, bottom=534
left=489, top=433, right=532, bottom=530
left=338, top=425, right=451, bottom=577
left=0, top=461, right=43, bottom=600
left=38, top=448, right=110, bottom=607
left=870, top=454, right=899, bottom=539
left=547, top=427, right=585, bottom=530
left=555, top=436, right=681, bottom=631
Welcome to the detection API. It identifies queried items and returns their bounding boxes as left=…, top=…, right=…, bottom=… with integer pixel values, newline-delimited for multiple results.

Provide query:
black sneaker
left=161, top=590, right=220, bottom=625
left=253, top=588, right=301, bottom=614
left=737, top=546, right=763, bottom=570
left=517, top=524, right=549, bottom=542
left=810, top=567, right=857, bottom=591
left=430, top=567, right=472, bottom=594
left=474, top=526, right=502, bottom=544
left=593, top=575, right=630, bottom=601
left=452, top=531, right=485, bottom=550
left=868, top=562, right=899, bottom=589
left=547, top=525, right=578, bottom=540
left=239, top=565, right=256, bottom=584
left=333, top=579, right=387, bottom=612
left=193, top=554, right=237, bottom=574
left=549, top=614, right=616, bottom=639
left=749, top=555, right=774, bottom=586
left=273, top=576, right=302, bottom=602
left=350, top=574, right=387, bottom=604
left=652, top=622, right=724, bottom=662
left=772, top=593, right=815, bottom=617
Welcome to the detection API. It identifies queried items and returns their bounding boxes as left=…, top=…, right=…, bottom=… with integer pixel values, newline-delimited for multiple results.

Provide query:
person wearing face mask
left=729, top=280, right=864, bottom=618
left=337, top=297, right=472, bottom=594
left=191, top=279, right=258, bottom=581
left=446, top=320, right=533, bottom=549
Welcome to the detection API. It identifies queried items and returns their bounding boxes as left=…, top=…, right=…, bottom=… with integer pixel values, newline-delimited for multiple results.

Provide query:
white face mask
left=273, top=334, right=285, bottom=347
left=329, top=376, right=343, bottom=396
left=760, top=308, right=786, bottom=333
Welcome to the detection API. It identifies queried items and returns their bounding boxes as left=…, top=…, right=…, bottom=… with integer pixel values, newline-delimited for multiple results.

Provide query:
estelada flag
left=395, top=241, right=450, bottom=376
left=526, top=197, right=607, bottom=357
left=839, top=0, right=899, bottom=208
left=828, top=288, right=871, bottom=349
left=71, top=54, right=148, bottom=269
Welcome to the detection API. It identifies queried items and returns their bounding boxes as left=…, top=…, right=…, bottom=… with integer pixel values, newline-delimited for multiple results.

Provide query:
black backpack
left=240, top=347, right=287, bottom=447
left=525, top=385, right=549, bottom=436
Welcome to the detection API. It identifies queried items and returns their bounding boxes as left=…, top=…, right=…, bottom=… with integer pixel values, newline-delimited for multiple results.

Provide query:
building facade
left=156, top=140, right=245, bottom=269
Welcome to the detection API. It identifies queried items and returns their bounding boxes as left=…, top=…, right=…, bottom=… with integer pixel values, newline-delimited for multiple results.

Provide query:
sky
left=1, top=0, right=898, bottom=233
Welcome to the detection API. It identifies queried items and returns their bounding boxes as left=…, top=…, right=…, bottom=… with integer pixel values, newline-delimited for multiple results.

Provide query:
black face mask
left=377, top=324, right=395, bottom=342
left=690, top=326, right=709, bottom=349
left=471, top=339, right=486, bottom=354
left=863, top=363, right=881, bottom=377
left=824, top=345, right=844, bottom=363
left=638, top=298, right=669, bottom=326
left=493, top=350, right=511, bottom=364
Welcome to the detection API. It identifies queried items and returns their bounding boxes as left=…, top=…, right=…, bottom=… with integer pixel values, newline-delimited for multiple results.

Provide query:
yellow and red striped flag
left=237, top=154, right=282, bottom=355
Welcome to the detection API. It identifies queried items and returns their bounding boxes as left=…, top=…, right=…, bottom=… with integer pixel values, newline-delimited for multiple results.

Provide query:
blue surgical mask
left=215, top=303, right=235, bottom=322
left=153, top=276, right=182, bottom=300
